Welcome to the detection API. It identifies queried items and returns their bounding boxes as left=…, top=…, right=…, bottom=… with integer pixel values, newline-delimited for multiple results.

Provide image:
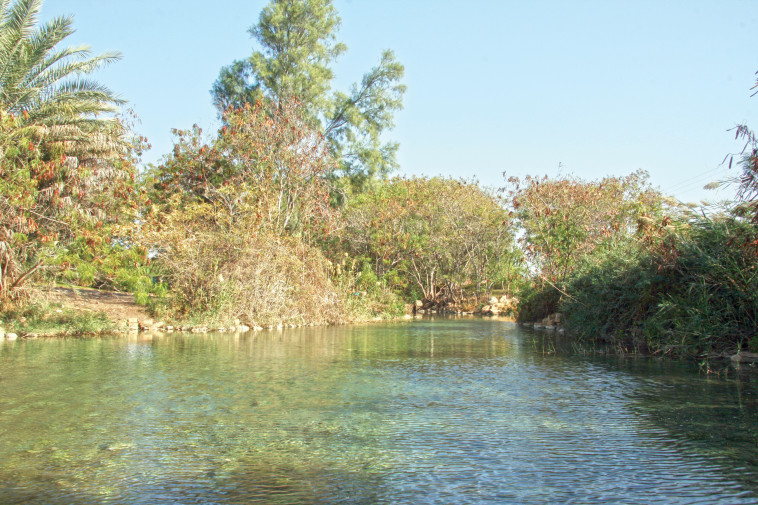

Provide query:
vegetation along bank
left=1, top=0, right=755, bottom=360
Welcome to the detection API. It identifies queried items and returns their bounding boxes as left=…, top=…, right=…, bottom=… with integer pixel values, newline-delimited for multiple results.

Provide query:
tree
left=211, top=0, right=405, bottom=186
left=142, top=99, right=343, bottom=325
left=338, top=177, right=519, bottom=301
left=503, top=170, right=665, bottom=285
left=0, top=0, right=125, bottom=154
left=0, top=0, right=136, bottom=302
left=147, top=98, right=335, bottom=238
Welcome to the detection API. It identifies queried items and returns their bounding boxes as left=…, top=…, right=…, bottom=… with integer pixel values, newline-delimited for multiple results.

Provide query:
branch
left=9, top=260, right=43, bottom=291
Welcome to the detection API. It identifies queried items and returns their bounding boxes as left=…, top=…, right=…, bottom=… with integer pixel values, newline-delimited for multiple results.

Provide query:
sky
left=41, top=0, right=758, bottom=206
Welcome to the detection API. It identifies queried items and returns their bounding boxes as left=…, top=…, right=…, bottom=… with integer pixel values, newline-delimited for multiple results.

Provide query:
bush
left=515, top=282, right=561, bottom=323
left=557, top=215, right=758, bottom=356
left=153, top=230, right=346, bottom=327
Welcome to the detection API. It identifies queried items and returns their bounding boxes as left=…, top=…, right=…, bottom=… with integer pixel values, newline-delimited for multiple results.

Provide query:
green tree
left=211, top=0, right=405, bottom=186
left=504, top=170, right=665, bottom=285
left=338, top=177, right=519, bottom=301
left=0, top=0, right=136, bottom=302
left=0, top=0, right=125, bottom=153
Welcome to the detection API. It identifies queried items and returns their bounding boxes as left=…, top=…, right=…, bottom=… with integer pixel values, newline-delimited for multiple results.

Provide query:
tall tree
left=0, top=0, right=125, bottom=154
left=211, top=0, right=405, bottom=187
left=0, top=0, right=135, bottom=301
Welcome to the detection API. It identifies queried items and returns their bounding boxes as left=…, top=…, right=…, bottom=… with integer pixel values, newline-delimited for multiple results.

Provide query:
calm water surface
left=1, top=318, right=757, bottom=504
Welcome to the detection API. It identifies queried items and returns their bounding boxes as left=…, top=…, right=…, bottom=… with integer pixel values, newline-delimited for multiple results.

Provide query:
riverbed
left=1, top=318, right=756, bottom=504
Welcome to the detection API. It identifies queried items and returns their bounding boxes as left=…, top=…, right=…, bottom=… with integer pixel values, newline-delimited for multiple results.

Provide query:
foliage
left=515, top=283, right=560, bottom=324
left=212, top=0, right=405, bottom=185
left=0, top=0, right=126, bottom=155
left=143, top=98, right=352, bottom=325
left=557, top=214, right=758, bottom=356
left=150, top=222, right=343, bottom=326
left=329, top=258, right=406, bottom=320
left=337, top=177, right=520, bottom=301
left=51, top=240, right=167, bottom=307
left=213, top=0, right=345, bottom=119
left=0, top=0, right=137, bottom=303
left=504, top=170, right=666, bottom=285
left=147, top=98, right=335, bottom=238
left=0, top=111, right=138, bottom=302
left=726, top=70, right=758, bottom=225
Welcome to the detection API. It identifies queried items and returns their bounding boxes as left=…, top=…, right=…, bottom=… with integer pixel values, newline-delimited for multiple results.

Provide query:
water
left=1, top=318, right=756, bottom=504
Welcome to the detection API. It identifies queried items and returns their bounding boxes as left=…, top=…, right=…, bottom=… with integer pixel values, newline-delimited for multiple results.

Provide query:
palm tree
left=0, top=0, right=125, bottom=154
left=0, top=0, right=133, bottom=301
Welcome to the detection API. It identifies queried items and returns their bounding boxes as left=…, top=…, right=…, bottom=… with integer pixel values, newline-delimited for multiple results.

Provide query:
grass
left=1, top=302, right=114, bottom=337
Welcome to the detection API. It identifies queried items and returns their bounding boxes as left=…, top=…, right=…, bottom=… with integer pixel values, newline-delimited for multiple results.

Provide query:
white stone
left=6, top=333, right=18, bottom=340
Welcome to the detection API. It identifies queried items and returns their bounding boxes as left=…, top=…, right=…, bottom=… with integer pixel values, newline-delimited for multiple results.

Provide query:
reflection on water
left=0, top=318, right=757, bottom=504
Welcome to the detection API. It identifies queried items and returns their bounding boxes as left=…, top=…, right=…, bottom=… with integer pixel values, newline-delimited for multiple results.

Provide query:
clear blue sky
left=42, top=0, right=757, bottom=205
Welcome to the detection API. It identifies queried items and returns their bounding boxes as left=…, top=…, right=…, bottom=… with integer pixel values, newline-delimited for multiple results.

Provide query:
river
left=1, top=318, right=757, bottom=504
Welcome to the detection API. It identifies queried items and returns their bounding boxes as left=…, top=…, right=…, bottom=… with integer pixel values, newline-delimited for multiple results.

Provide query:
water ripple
left=0, top=321, right=756, bottom=504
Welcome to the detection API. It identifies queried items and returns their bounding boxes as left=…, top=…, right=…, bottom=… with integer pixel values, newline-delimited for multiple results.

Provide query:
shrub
left=558, top=215, right=758, bottom=356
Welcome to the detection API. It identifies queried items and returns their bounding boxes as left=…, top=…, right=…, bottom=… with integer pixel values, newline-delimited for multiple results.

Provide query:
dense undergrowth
left=518, top=215, right=758, bottom=357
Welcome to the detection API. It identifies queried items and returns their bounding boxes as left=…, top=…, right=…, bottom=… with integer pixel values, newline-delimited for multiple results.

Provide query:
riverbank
left=0, top=286, right=412, bottom=339
left=1, top=286, right=520, bottom=340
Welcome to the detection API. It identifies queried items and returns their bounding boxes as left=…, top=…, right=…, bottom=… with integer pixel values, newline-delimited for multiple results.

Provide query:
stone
left=488, top=296, right=499, bottom=305
left=414, top=300, right=423, bottom=309
left=730, top=352, right=758, bottom=364
left=541, top=312, right=564, bottom=326
left=236, top=325, right=250, bottom=332
left=6, top=333, right=18, bottom=340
